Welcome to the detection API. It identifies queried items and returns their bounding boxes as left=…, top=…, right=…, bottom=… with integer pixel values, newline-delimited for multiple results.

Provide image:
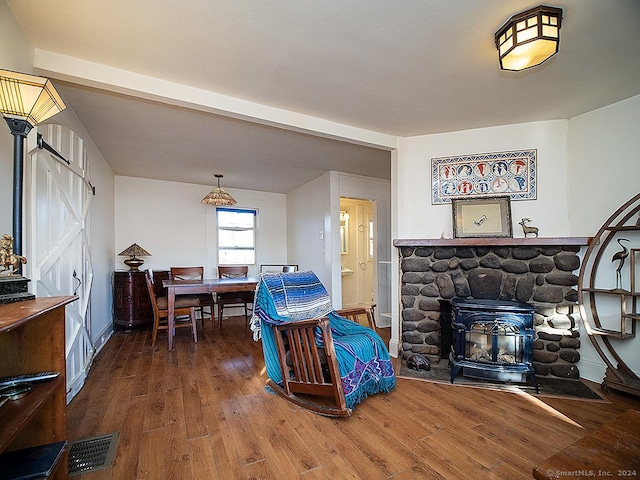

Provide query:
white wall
left=1, top=4, right=115, bottom=353
left=398, top=120, right=570, bottom=240
left=115, top=176, right=287, bottom=278
left=0, top=0, right=33, bottom=239
left=395, top=110, right=639, bottom=381
left=286, top=171, right=392, bottom=311
left=566, top=94, right=640, bottom=382
left=287, top=173, right=332, bottom=286
left=393, top=121, right=570, bottom=356
left=567, top=95, right=640, bottom=236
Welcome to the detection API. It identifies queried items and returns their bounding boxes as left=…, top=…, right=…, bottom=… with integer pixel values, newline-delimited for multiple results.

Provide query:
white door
left=24, top=124, right=95, bottom=402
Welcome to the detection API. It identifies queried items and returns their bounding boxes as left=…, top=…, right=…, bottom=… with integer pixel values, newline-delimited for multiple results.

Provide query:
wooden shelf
left=393, top=237, right=592, bottom=247
left=0, top=377, right=63, bottom=451
left=0, top=296, right=75, bottom=480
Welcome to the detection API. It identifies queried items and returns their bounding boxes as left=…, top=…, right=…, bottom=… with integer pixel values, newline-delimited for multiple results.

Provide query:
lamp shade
left=0, top=69, right=66, bottom=128
left=495, top=5, right=563, bottom=71
left=118, top=243, right=151, bottom=257
left=201, top=174, right=237, bottom=206
left=118, top=243, right=151, bottom=271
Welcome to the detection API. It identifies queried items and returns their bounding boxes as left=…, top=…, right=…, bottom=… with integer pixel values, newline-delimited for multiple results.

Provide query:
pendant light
left=201, top=174, right=237, bottom=206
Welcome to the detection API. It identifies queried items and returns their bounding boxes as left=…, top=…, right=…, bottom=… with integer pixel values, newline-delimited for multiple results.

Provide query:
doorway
left=340, top=197, right=375, bottom=310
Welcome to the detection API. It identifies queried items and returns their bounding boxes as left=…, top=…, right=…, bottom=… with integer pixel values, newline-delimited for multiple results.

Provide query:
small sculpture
left=0, top=234, right=27, bottom=276
left=612, top=238, right=630, bottom=290
left=406, top=353, right=430, bottom=371
left=519, top=218, right=539, bottom=237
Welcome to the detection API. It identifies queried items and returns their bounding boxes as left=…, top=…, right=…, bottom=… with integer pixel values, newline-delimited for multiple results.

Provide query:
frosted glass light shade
left=0, top=69, right=66, bottom=127
left=495, top=6, right=563, bottom=71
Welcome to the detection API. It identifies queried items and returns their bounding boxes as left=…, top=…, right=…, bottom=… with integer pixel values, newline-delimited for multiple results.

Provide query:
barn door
left=24, top=124, right=95, bottom=402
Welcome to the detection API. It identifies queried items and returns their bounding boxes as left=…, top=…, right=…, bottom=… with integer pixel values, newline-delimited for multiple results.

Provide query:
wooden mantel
left=393, top=237, right=592, bottom=247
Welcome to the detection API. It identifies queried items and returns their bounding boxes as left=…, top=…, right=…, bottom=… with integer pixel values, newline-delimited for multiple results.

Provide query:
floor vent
left=68, top=432, right=118, bottom=476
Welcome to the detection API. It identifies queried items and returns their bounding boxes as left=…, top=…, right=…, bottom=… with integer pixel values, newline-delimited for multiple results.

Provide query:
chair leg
left=152, top=318, right=159, bottom=346
left=218, top=303, right=223, bottom=331
left=191, top=309, right=198, bottom=343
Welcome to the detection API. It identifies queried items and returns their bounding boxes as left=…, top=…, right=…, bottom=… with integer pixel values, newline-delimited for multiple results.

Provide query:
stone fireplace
left=393, top=237, right=591, bottom=380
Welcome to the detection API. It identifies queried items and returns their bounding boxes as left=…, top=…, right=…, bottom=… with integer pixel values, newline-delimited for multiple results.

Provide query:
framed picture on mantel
left=452, top=196, right=512, bottom=238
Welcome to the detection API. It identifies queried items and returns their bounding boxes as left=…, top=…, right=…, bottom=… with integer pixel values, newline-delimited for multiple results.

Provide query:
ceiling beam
left=33, top=49, right=398, bottom=152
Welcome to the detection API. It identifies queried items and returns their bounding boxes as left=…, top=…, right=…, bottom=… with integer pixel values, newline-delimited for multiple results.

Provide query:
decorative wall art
left=452, top=196, right=513, bottom=238
left=431, top=149, right=536, bottom=204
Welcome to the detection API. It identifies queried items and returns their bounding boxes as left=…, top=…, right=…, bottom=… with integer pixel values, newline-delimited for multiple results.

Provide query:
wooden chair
left=170, top=266, right=215, bottom=328
left=217, top=265, right=253, bottom=330
left=145, top=269, right=198, bottom=346
left=267, top=305, right=385, bottom=417
left=259, top=264, right=299, bottom=274
left=269, top=316, right=350, bottom=417
left=336, top=304, right=376, bottom=330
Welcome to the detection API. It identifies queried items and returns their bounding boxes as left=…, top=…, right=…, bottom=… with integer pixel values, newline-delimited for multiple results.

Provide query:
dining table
left=163, top=276, right=259, bottom=350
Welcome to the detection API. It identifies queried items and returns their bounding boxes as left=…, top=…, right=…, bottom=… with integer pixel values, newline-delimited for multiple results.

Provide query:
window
left=217, top=207, right=257, bottom=265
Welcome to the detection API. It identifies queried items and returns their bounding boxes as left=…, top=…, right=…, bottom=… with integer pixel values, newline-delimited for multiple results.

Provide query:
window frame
left=216, top=207, right=257, bottom=265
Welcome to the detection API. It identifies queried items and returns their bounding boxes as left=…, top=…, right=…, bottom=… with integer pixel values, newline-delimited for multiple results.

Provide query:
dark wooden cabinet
left=113, top=270, right=153, bottom=329
left=0, top=296, right=75, bottom=480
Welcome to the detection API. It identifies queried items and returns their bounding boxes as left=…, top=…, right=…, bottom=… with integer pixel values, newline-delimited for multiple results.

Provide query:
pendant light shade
left=495, top=5, right=563, bottom=71
left=201, top=174, right=237, bottom=206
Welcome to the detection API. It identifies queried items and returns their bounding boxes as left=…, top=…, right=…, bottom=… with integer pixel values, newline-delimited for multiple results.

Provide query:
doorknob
left=359, top=262, right=366, bottom=270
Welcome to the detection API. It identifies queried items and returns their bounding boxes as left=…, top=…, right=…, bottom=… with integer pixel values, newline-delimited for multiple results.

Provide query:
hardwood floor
left=67, top=318, right=640, bottom=479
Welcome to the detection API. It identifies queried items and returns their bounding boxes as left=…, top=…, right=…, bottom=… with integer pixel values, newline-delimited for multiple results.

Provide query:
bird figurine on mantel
left=611, top=238, right=630, bottom=291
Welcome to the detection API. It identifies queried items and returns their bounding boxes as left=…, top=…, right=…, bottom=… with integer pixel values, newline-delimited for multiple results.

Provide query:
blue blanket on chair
left=250, top=270, right=395, bottom=410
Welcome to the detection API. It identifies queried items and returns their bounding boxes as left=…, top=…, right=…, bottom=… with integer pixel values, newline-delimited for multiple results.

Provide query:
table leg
left=167, top=286, right=175, bottom=351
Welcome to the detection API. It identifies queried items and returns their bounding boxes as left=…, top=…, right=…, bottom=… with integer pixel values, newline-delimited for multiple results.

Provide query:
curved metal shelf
left=577, top=192, right=640, bottom=396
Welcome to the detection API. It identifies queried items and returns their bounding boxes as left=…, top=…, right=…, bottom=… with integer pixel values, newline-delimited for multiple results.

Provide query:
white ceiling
left=7, top=0, right=640, bottom=193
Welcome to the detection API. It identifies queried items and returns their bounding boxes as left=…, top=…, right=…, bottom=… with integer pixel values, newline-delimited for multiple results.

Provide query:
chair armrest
left=335, top=304, right=376, bottom=329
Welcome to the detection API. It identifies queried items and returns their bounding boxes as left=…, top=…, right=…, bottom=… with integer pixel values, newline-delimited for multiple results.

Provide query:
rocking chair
left=251, top=270, right=395, bottom=417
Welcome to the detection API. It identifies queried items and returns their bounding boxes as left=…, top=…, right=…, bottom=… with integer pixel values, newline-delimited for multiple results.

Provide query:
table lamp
left=118, top=244, right=151, bottom=271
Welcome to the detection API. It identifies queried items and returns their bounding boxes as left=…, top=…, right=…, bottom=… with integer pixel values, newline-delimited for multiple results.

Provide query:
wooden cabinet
left=0, top=296, right=75, bottom=480
left=113, top=270, right=153, bottom=330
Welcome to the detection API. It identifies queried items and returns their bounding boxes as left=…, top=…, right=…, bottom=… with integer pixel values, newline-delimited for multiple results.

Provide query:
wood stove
left=449, top=298, right=538, bottom=392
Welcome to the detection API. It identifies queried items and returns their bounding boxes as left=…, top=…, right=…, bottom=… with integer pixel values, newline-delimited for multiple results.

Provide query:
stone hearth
left=394, top=237, right=591, bottom=380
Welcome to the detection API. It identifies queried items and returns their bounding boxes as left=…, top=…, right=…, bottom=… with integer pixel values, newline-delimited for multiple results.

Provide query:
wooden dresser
left=113, top=270, right=153, bottom=330
left=0, top=296, right=76, bottom=480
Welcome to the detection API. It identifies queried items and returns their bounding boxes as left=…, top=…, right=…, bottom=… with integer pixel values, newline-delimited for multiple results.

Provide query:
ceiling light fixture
left=0, top=69, right=66, bottom=267
left=495, top=5, right=563, bottom=71
left=201, top=174, right=237, bottom=206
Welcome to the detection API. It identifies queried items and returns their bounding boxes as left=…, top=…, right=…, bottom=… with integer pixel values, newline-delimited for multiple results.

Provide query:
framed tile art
left=431, top=149, right=536, bottom=204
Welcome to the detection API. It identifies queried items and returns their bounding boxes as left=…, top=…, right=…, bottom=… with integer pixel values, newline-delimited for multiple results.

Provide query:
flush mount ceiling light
left=201, top=174, right=237, bottom=206
left=495, top=5, right=563, bottom=71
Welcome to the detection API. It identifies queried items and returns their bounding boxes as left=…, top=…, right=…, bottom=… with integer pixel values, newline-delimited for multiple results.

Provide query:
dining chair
left=259, top=264, right=298, bottom=274
left=170, top=266, right=215, bottom=328
left=217, top=265, right=253, bottom=330
left=145, top=269, right=198, bottom=347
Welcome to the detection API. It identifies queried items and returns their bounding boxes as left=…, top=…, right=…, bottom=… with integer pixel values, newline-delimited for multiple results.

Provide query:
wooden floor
left=67, top=317, right=640, bottom=480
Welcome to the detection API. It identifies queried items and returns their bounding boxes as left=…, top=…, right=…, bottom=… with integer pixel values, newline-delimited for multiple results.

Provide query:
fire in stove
left=450, top=297, right=538, bottom=392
